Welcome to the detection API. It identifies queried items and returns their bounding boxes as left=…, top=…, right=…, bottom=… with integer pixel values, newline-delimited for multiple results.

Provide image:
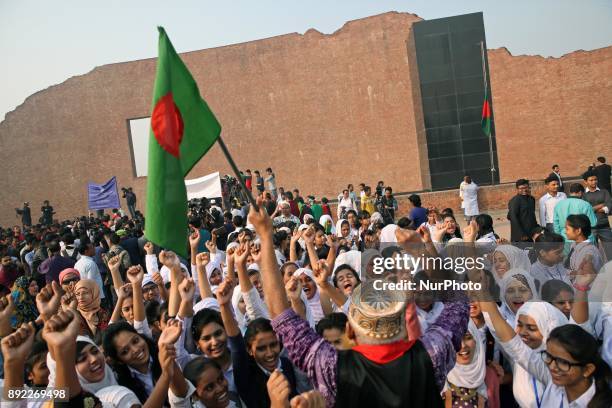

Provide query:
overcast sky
left=1, top=0, right=611, bottom=121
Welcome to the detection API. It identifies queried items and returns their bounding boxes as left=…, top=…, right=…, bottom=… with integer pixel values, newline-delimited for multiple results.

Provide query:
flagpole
left=216, top=135, right=259, bottom=211
left=480, top=40, right=495, bottom=186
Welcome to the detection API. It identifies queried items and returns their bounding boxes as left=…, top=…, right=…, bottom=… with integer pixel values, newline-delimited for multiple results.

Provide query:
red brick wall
left=1, top=12, right=610, bottom=225
left=488, top=47, right=612, bottom=183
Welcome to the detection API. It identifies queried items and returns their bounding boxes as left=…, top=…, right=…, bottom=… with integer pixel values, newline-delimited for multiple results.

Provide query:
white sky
left=1, top=0, right=611, bottom=121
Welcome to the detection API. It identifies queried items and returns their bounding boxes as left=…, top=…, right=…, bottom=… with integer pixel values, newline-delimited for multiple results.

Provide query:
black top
left=507, top=194, right=538, bottom=242
left=590, top=164, right=612, bottom=193
left=584, top=188, right=612, bottom=228
left=336, top=341, right=443, bottom=408
left=229, top=333, right=298, bottom=408
left=16, top=206, right=32, bottom=225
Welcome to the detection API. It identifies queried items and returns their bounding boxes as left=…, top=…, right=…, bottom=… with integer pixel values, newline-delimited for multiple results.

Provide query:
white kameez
left=460, top=182, right=480, bottom=216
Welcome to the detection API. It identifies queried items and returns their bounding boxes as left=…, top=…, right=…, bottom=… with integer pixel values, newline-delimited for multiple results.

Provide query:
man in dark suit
left=507, top=178, right=539, bottom=247
left=548, top=164, right=563, bottom=192
left=588, top=156, right=611, bottom=194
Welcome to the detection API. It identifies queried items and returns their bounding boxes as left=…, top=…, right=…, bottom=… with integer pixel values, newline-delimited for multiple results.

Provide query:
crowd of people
left=0, top=157, right=611, bottom=407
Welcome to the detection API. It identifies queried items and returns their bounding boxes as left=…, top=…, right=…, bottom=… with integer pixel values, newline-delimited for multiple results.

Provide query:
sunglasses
left=540, top=350, right=585, bottom=372
left=62, top=277, right=80, bottom=285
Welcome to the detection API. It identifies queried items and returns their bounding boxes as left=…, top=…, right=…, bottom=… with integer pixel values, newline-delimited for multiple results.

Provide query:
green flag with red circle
left=481, top=88, right=491, bottom=136
left=146, top=27, right=220, bottom=258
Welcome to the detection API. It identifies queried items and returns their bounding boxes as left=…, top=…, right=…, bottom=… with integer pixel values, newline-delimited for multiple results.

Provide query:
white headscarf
left=417, top=302, right=444, bottom=332
left=333, top=250, right=362, bottom=275
left=46, top=335, right=118, bottom=394
left=318, top=214, right=335, bottom=234
left=335, top=219, right=351, bottom=239
left=511, top=302, right=568, bottom=408
left=492, top=245, right=531, bottom=281
left=96, top=385, right=141, bottom=407
left=370, top=212, right=384, bottom=226
left=205, top=258, right=222, bottom=282
left=379, top=224, right=398, bottom=244
left=499, top=269, right=538, bottom=325
left=231, top=284, right=246, bottom=331
left=446, top=320, right=486, bottom=391
left=194, top=297, right=221, bottom=313
left=516, top=301, right=568, bottom=347
left=294, top=267, right=324, bottom=324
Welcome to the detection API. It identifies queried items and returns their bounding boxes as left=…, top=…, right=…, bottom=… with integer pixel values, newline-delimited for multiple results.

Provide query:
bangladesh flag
left=481, top=88, right=491, bottom=136
left=146, top=27, right=221, bottom=258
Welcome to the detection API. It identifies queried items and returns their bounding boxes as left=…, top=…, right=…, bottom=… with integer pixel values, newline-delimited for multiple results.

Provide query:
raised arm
left=0, top=294, right=15, bottom=338
left=479, top=301, right=550, bottom=385
left=35, top=282, right=62, bottom=322
left=247, top=198, right=289, bottom=318
left=217, top=280, right=240, bottom=337
left=195, top=252, right=214, bottom=299
left=1, top=322, right=36, bottom=400
left=42, top=310, right=82, bottom=399
left=107, top=255, right=124, bottom=292
left=189, top=228, right=200, bottom=267
left=289, top=229, right=302, bottom=263
left=571, top=257, right=597, bottom=324
left=127, top=265, right=146, bottom=323
left=419, top=290, right=469, bottom=390
left=110, top=283, right=131, bottom=324
left=178, top=278, right=196, bottom=319
left=160, top=251, right=183, bottom=318
left=250, top=198, right=338, bottom=405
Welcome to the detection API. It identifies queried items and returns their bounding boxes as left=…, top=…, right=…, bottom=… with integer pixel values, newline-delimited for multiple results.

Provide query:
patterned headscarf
left=11, top=275, right=39, bottom=328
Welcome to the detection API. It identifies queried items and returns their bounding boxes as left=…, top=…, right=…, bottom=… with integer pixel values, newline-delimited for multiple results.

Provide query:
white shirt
left=460, top=182, right=480, bottom=216
left=568, top=241, right=603, bottom=274
left=501, top=335, right=596, bottom=408
left=539, top=192, right=567, bottom=225
left=74, top=255, right=105, bottom=299
left=541, top=381, right=596, bottom=408
left=128, top=358, right=154, bottom=397
left=530, top=260, right=570, bottom=287
left=337, top=196, right=357, bottom=219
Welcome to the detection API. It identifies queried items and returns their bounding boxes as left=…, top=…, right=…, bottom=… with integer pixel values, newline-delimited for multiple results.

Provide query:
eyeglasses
left=540, top=350, right=585, bottom=372
left=143, top=285, right=159, bottom=293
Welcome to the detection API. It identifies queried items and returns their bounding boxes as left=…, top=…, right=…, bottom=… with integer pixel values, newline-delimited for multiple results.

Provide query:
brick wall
left=1, top=12, right=610, bottom=225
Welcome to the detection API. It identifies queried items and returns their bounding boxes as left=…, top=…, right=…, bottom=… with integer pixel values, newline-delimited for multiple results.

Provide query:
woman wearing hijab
left=96, top=385, right=142, bottom=407
left=496, top=269, right=538, bottom=326
left=10, top=275, right=39, bottom=328
left=335, top=219, right=356, bottom=248
left=317, top=214, right=334, bottom=235
left=294, top=267, right=326, bottom=324
left=59, top=267, right=81, bottom=293
left=47, top=335, right=118, bottom=393
left=483, top=301, right=569, bottom=408
left=481, top=300, right=611, bottom=407
left=74, top=278, right=110, bottom=339
left=491, top=245, right=531, bottom=281
left=443, top=321, right=487, bottom=408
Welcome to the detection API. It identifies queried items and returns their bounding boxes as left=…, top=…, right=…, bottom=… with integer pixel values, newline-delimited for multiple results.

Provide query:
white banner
left=185, top=172, right=222, bottom=200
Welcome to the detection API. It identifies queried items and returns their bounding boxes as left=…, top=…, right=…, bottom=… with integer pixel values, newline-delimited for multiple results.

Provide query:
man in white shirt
left=337, top=189, right=358, bottom=220
left=548, top=164, right=563, bottom=191
left=74, top=240, right=105, bottom=300
left=539, top=176, right=567, bottom=232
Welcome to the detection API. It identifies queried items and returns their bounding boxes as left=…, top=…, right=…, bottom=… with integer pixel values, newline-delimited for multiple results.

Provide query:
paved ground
left=454, top=211, right=612, bottom=241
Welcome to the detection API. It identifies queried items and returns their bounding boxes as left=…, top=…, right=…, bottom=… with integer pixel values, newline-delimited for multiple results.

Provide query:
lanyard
left=532, top=376, right=541, bottom=408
